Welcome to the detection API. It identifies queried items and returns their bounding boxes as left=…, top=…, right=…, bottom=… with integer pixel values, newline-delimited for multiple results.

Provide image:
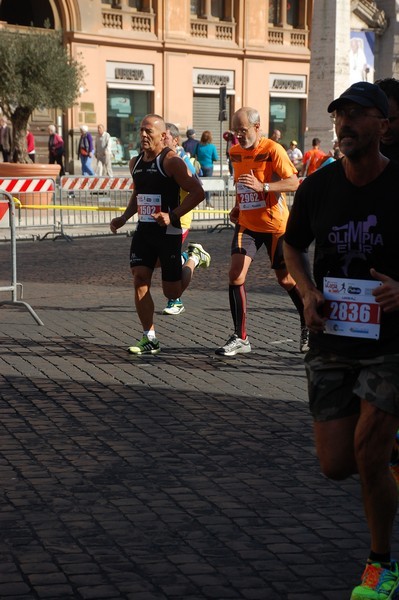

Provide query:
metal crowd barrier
left=42, top=175, right=135, bottom=241
left=198, top=176, right=234, bottom=232
left=0, top=176, right=57, bottom=238
left=0, top=175, right=236, bottom=241
left=0, top=191, right=43, bottom=325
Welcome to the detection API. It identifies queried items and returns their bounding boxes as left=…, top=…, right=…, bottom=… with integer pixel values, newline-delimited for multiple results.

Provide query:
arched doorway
left=0, top=0, right=55, bottom=28
left=0, top=1, right=68, bottom=163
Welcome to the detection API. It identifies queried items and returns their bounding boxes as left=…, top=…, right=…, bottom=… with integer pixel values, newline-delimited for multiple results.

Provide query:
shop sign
left=269, top=74, right=307, bottom=95
left=193, top=68, right=234, bottom=90
left=106, top=61, right=153, bottom=86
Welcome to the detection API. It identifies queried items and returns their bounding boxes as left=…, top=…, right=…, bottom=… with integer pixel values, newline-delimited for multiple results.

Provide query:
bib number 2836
left=323, top=277, right=381, bottom=339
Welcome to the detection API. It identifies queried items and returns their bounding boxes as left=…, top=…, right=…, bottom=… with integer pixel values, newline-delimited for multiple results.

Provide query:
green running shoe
left=128, top=335, right=160, bottom=355
left=187, top=243, right=211, bottom=269
left=351, top=561, right=399, bottom=600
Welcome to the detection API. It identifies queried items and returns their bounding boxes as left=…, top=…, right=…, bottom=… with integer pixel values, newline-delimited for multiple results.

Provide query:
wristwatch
left=263, top=183, right=270, bottom=193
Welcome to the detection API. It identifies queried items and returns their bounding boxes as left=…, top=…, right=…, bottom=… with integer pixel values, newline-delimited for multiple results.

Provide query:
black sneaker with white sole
left=300, top=326, right=310, bottom=353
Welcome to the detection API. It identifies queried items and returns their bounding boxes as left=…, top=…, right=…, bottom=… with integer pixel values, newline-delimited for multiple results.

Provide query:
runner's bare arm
left=371, top=268, right=399, bottom=313
left=237, top=172, right=299, bottom=194
left=283, top=241, right=326, bottom=332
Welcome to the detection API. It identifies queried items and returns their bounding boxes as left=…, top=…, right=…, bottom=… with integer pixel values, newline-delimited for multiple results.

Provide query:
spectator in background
left=301, top=138, right=325, bottom=177
left=0, top=116, right=12, bottom=163
left=182, top=128, right=199, bottom=157
left=95, top=124, right=113, bottom=177
left=223, top=129, right=238, bottom=175
left=78, top=125, right=94, bottom=176
left=195, top=130, right=219, bottom=208
left=270, top=129, right=281, bottom=143
left=376, top=77, right=399, bottom=161
left=26, top=125, right=35, bottom=163
left=287, top=140, right=303, bottom=168
left=48, top=124, right=65, bottom=175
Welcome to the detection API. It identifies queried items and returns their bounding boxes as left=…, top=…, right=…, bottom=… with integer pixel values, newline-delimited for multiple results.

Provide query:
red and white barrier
left=0, top=178, right=55, bottom=193
left=0, top=198, right=8, bottom=221
left=60, top=176, right=133, bottom=192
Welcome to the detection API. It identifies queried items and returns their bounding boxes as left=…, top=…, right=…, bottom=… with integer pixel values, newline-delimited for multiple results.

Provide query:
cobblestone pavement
left=0, top=229, right=389, bottom=599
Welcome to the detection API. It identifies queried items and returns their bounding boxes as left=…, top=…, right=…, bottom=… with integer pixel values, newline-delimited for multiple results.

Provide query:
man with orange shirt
left=215, top=106, right=309, bottom=356
left=301, top=138, right=326, bottom=176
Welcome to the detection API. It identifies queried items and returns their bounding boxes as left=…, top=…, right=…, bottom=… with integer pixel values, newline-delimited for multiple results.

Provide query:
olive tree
left=0, top=28, right=85, bottom=162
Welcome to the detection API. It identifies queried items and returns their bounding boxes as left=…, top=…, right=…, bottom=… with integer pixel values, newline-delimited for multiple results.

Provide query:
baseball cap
left=291, top=140, right=298, bottom=146
left=327, top=81, right=389, bottom=118
left=186, top=128, right=195, bottom=136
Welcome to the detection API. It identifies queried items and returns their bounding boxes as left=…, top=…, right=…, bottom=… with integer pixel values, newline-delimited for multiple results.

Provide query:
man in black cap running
left=284, top=81, right=399, bottom=600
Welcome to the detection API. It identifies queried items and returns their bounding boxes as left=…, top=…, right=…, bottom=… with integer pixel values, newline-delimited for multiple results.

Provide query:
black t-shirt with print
left=285, top=159, right=399, bottom=357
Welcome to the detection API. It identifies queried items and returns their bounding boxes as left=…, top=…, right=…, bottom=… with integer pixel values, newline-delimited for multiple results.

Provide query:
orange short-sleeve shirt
left=230, top=137, right=297, bottom=233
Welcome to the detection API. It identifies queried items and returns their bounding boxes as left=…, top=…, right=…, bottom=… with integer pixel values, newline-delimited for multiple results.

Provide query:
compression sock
left=287, top=285, right=306, bottom=326
left=368, top=551, right=391, bottom=568
left=229, top=284, right=247, bottom=340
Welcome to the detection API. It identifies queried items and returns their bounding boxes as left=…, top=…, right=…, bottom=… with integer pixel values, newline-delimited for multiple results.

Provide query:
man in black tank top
left=110, top=113, right=205, bottom=355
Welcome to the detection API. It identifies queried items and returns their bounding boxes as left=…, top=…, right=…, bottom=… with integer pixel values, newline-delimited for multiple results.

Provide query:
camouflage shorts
left=304, top=351, right=399, bottom=422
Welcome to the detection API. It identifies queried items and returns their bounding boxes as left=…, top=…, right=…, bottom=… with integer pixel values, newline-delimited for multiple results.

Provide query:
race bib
left=137, top=194, right=161, bottom=222
left=236, top=182, right=266, bottom=211
left=323, top=277, right=382, bottom=339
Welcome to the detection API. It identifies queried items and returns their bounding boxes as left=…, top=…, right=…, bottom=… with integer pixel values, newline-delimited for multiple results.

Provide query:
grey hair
left=241, top=107, right=260, bottom=126
left=165, top=122, right=180, bottom=139
left=48, top=124, right=56, bottom=133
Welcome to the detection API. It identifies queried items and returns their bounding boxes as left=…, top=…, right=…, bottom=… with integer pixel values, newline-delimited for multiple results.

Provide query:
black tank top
left=131, top=147, right=180, bottom=215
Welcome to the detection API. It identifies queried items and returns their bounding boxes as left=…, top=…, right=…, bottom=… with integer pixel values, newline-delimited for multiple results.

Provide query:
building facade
left=305, top=0, right=398, bottom=155
left=0, top=0, right=313, bottom=169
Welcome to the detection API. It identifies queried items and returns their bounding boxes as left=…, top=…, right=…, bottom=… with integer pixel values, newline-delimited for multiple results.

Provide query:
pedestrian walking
left=0, top=116, right=12, bottom=162
left=95, top=124, right=113, bottom=176
left=287, top=140, right=303, bottom=168
left=195, top=130, right=219, bottom=208
left=26, top=125, right=35, bottom=163
left=48, top=124, right=65, bottom=175
left=78, top=125, right=94, bottom=176
left=182, top=128, right=198, bottom=157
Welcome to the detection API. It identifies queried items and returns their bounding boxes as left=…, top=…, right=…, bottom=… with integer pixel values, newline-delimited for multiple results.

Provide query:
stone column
left=374, top=0, right=399, bottom=78
left=279, top=0, right=287, bottom=27
left=304, top=0, right=351, bottom=155
left=203, top=0, right=212, bottom=19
